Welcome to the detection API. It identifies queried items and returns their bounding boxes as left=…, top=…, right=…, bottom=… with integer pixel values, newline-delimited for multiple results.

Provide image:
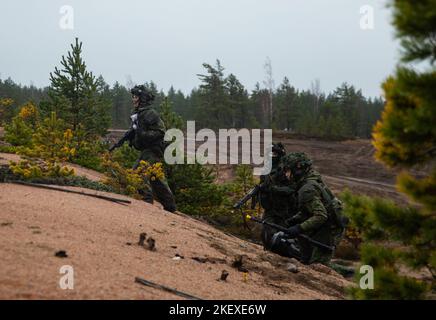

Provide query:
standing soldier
left=110, top=85, right=176, bottom=213
left=270, top=152, right=348, bottom=266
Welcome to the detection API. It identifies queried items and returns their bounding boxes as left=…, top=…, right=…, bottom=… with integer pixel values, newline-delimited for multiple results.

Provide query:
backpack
left=305, top=179, right=348, bottom=230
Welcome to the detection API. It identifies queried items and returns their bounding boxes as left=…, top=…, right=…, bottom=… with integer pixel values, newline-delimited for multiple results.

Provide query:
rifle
left=233, top=184, right=262, bottom=210
left=109, top=128, right=135, bottom=152
left=233, top=184, right=263, bottom=229
left=244, top=214, right=334, bottom=252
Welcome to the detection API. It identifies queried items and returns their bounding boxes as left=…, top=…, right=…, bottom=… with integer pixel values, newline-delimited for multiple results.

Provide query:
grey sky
left=0, top=0, right=398, bottom=98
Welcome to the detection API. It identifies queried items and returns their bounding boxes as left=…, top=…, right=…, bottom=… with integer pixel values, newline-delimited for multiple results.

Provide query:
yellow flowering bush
left=9, top=159, right=74, bottom=180
left=102, top=155, right=165, bottom=198
left=18, top=102, right=39, bottom=127
left=18, top=113, right=77, bottom=162
left=7, top=112, right=78, bottom=181
left=4, top=102, right=40, bottom=146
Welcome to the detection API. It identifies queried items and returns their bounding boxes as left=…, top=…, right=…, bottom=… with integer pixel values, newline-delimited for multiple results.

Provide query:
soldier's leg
left=150, top=178, right=177, bottom=213
left=308, top=227, right=335, bottom=264
left=261, top=214, right=275, bottom=249
left=133, top=156, right=154, bottom=204
left=326, top=262, right=355, bottom=277
left=137, top=150, right=176, bottom=213
left=295, top=237, right=313, bottom=264
left=261, top=214, right=284, bottom=250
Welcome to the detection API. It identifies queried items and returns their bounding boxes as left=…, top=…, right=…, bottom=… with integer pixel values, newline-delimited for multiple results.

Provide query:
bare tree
left=263, top=57, right=275, bottom=128
left=310, top=78, right=321, bottom=114
left=125, top=74, right=136, bottom=90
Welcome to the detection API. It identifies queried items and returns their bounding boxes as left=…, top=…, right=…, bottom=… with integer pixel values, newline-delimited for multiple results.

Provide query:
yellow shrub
left=18, top=102, right=38, bottom=121
left=9, top=159, right=75, bottom=180
left=101, top=155, right=165, bottom=197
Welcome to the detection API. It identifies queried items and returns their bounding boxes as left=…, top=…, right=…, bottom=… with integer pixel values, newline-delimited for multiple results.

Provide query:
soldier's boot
left=138, top=188, right=153, bottom=204
left=326, top=262, right=355, bottom=278
left=151, top=179, right=177, bottom=213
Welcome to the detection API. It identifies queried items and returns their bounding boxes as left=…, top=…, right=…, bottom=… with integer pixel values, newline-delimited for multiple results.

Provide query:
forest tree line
left=0, top=60, right=384, bottom=139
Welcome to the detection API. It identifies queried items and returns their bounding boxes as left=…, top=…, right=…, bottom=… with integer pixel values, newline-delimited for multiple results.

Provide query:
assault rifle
left=232, top=184, right=263, bottom=210
left=233, top=184, right=263, bottom=229
left=244, top=214, right=334, bottom=252
left=109, top=128, right=135, bottom=152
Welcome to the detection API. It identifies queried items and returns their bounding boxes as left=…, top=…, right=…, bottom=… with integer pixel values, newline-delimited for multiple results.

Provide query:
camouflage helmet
left=271, top=142, right=286, bottom=158
left=282, top=152, right=312, bottom=172
left=130, top=85, right=155, bottom=106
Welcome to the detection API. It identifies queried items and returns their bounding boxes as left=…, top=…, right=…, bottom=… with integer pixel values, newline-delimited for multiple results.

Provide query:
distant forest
left=0, top=60, right=384, bottom=139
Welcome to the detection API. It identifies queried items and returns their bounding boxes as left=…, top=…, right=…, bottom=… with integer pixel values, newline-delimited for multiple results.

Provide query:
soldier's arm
left=298, top=185, right=328, bottom=232
left=137, top=110, right=165, bottom=143
left=140, top=129, right=164, bottom=143
left=109, top=128, right=134, bottom=151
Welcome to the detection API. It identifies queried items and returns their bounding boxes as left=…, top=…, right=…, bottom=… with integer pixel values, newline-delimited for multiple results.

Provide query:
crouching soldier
left=259, top=143, right=298, bottom=255
left=270, top=153, right=350, bottom=272
left=110, top=85, right=176, bottom=213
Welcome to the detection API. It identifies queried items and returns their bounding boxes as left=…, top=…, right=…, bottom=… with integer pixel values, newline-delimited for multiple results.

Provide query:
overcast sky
left=0, top=0, right=399, bottom=98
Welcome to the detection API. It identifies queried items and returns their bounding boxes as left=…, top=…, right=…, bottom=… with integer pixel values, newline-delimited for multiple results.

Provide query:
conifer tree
left=196, top=60, right=230, bottom=129
left=41, top=38, right=111, bottom=138
left=344, top=0, right=436, bottom=299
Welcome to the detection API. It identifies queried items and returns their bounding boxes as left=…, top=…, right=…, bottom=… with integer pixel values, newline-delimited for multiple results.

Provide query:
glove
left=285, top=225, right=302, bottom=238
left=270, top=231, right=286, bottom=250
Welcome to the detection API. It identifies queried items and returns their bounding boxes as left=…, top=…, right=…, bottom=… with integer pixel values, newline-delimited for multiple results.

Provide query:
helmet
left=281, top=152, right=312, bottom=180
left=271, top=142, right=286, bottom=158
left=130, top=85, right=155, bottom=106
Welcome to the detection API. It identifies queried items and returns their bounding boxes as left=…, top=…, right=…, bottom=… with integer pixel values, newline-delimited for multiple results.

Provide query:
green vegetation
left=40, top=38, right=111, bottom=138
left=343, top=0, right=436, bottom=299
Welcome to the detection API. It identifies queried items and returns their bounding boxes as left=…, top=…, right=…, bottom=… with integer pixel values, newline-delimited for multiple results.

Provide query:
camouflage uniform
left=290, top=170, right=344, bottom=264
left=110, top=85, right=177, bottom=212
left=260, top=172, right=297, bottom=256
left=259, top=144, right=297, bottom=254
left=131, top=103, right=177, bottom=213
left=268, top=153, right=347, bottom=266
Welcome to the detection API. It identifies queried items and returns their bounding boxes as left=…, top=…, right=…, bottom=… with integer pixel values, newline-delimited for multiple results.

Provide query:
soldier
left=259, top=143, right=297, bottom=255
left=270, top=152, right=348, bottom=266
left=110, top=85, right=177, bottom=213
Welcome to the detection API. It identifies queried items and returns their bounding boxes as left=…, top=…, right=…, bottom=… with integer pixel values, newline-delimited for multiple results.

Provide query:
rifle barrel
left=232, top=185, right=260, bottom=209
left=246, top=215, right=334, bottom=252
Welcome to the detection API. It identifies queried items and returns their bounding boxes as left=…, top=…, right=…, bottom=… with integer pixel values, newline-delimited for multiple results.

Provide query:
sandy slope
left=0, top=182, right=350, bottom=300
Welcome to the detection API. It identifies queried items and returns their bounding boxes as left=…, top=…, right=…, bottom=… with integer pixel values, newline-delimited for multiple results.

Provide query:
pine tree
left=159, top=97, right=184, bottom=130
left=250, top=82, right=270, bottom=129
left=226, top=73, right=251, bottom=128
left=344, top=0, right=436, bottom=299
left=274, top=77, right=297, bottom=131
left=110, top=82, right=131, bottom=129
left=196, top=60, right=230, bottom=129
left=41, top=38, right=111, bottom=138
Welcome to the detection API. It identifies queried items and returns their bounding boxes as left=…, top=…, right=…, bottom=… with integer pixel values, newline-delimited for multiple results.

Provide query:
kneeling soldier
left=271, top=152, right=347, bottom=266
